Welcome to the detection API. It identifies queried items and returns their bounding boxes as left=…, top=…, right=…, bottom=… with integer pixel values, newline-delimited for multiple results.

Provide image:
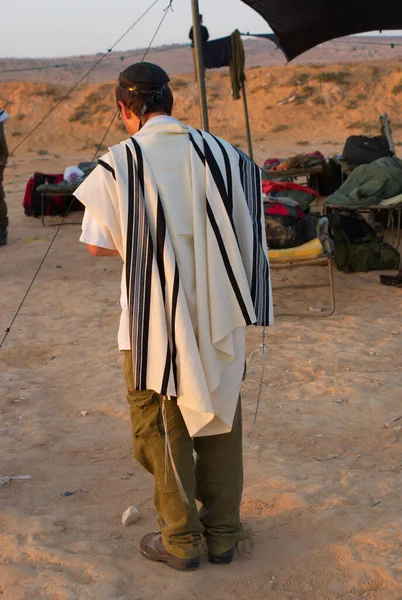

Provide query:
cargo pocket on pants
left=127, top=390, right=163, bottom=439
left=127, top=390, right=163, bottom=474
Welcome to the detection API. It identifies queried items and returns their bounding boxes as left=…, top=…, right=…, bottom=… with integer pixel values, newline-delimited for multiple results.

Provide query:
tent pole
left=241, top=80, right=253, bottom=159
left=191, top=0, right=209, bottom=131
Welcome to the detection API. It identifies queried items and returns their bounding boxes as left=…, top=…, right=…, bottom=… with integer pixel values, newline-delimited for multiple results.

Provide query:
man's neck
left=142, top=112, right=169, bottom=126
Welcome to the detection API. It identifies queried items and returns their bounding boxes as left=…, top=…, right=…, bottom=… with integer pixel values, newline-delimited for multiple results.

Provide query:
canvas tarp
left=240, top=0, right=402, bottom=60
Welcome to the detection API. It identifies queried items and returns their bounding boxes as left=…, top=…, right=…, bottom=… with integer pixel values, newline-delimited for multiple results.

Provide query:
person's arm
left=80, top=209, right=120, bottom=258
left=86, top=244, right=118, bottom=257
left=0, top=122, right=9, bottom=165
left=75, top=152, right=124, bottom=255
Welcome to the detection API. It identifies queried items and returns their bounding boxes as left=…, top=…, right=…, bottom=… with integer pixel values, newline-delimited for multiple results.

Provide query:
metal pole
left=380, top=112, right=395, bottom=157
left=241, top=80, right=253, bottom=159
left=191, top=0, right=209, bottom=131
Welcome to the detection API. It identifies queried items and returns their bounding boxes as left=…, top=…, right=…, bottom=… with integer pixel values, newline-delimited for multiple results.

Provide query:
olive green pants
left=123, top=350, right=243, bottom=559
left=0, top=166, right=8, bottom=228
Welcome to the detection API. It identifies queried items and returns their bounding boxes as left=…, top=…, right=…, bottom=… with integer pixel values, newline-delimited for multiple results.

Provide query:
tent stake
left=241, top=80, right=253, bottom=159
left=191, top=0, right=209, bottom=131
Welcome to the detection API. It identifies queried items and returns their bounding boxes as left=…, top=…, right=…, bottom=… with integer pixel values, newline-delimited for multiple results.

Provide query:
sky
left=0, top=0, right=271, bottom=58
left=1, top=1, right=401, bottom=60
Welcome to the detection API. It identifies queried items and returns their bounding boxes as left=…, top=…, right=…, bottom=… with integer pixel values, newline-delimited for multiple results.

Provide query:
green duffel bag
left=328, top=210, right=400, bottom=272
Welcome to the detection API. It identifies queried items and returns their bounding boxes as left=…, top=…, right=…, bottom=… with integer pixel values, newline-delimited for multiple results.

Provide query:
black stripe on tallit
left=239, top=152, right=258, bottom=300
left=250, top=162, right=260, bottom=301
left=156, top=196, right=167, bottom=300
left=0, top=109, right=4, bottom=117
left=125, top=143, right=143, bottom=386
left=171, top=265, right=180, bottom=392
left=206, top=200, right=253, bottom=325
left=125, top=145, right=134, bottom=306
left=237, top=149, right=271, bottom=325
left=189, top=132, right=205, bottom=165
left=156, top=195, right=172, bottom=395
left=209, top=134, right=234, bottom=219
left=98, top=159, right=116, bottom=180
left=131, top=139, right=154, bottom=389
left=141, top=232, right=154, bottom=389
left=193, top=130, right=237, bottom=237
left=126, top=140, right=154, bottom=389
left=251, top=159, right=270, bottom=323
left=160, top=341, right=172, bottom=396
left=131, top=137, right=145, bottom=196
left=203, top=138, right=237, bottom=235
left=191, top=128, right=254, bottom=325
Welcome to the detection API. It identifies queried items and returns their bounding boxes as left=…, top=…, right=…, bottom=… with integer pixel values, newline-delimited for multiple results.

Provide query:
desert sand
left=1, top=59, right=402, bottom=599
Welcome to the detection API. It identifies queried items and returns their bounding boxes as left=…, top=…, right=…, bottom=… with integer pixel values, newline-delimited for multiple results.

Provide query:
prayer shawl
left=77, top=123, right=272, bottom=437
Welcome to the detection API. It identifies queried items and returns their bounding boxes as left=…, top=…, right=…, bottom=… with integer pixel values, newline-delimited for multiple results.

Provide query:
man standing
left=188, top=14, right=209, bottom=47
left=0, top=108, right=9, bottom=246
left=75, top=62, right=272, bottom=571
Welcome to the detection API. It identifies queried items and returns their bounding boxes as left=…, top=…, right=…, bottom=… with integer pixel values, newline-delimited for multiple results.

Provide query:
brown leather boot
left=0, top=226, right=7, bottom=246
left=208, top=541, right=239, bottom=564
left=140, top=533, right=200, bottom=571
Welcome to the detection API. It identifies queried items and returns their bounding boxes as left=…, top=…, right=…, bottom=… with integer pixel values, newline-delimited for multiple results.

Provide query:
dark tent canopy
left=240, top=0, right=402, bottom=60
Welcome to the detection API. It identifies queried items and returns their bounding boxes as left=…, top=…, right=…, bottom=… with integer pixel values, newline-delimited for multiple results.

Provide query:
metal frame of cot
left=269, top=249, right=336, bottom=318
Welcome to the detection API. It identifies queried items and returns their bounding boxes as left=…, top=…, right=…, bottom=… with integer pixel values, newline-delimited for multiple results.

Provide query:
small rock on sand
left=122, top=505, right=140, bottom=526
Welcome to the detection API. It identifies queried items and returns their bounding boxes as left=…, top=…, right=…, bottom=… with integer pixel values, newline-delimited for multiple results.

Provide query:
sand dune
left=3, top=61, right=402, bottom=161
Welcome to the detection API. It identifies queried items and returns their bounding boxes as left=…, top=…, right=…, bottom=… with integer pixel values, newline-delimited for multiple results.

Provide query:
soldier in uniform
left=0, top=108, right=9, bottom=246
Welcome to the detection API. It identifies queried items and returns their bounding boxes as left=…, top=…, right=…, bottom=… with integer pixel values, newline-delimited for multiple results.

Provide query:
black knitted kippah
left=118, top=62, right=170, bottom=89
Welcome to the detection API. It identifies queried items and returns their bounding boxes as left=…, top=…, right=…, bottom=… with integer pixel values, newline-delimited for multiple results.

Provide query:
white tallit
left=76, top=118, right=272, bottom=437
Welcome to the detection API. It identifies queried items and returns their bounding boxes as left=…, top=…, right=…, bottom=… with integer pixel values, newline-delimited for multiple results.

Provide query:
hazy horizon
left=1, top=0, right=269, bottom=59
left=1, top=0, right=402, bottom=60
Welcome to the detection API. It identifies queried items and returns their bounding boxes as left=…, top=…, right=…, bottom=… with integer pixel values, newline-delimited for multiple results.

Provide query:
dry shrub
left=288, top=72, right=310, bottom=86
left=34, top=84, right=63, bottom=98
left=312, top=96, right=326, bottom=106
left=170, top=78, right=189, bottom=91
left=301, top=85, right=315, bottom=96
left=271, top=124, right=288, bottom=133
left=346, top=120, right=376, bottom=132
left=69, top=91, right=111, bottom=124
left=316, top=71, right=350, bottom=85
left=345, top=99, right=359, bottom=110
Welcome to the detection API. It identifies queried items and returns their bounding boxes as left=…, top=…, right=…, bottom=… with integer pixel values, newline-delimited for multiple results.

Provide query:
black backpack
left=328, top=210, right=399, bottom=272
left=342, top=135, right=391, bottom=167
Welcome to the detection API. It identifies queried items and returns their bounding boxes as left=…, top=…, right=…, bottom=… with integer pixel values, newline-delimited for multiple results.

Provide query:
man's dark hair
left=115, top=81, right=173, bottom=118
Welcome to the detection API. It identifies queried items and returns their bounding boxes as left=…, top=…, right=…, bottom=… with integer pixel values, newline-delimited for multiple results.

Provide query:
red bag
left=23, top=172, right=64, bottom=217
left=262, top=180, right=319, bottom=197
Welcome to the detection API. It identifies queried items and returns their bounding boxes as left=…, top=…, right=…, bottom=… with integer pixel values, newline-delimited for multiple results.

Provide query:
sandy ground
left=1, top=153, right=402, bottom=600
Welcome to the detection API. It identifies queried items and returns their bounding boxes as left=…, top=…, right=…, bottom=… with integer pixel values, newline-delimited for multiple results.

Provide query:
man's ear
left=118, top=101, right=132, bottom=120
